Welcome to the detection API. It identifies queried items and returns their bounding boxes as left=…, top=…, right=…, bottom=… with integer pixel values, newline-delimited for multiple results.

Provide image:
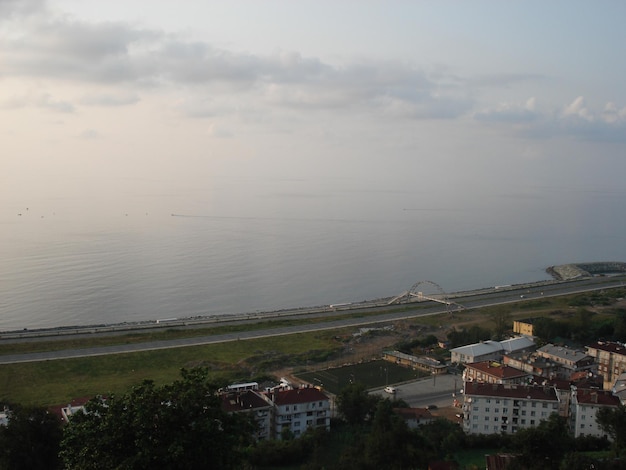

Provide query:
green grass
left=295, top=360, right=428, bottom=394
left=0, top=331, right=344, bottom=406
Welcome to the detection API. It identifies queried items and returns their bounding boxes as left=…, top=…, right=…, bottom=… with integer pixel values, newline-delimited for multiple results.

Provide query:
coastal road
left=1, top=277, right=624, bottom=365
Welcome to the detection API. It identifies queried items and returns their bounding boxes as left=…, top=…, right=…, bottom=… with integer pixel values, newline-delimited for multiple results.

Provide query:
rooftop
left=464, top=382, right=559, bottom=401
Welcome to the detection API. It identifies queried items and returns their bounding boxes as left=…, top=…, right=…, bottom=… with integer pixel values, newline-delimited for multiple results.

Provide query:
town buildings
left=462, top=382, right=560, bottom=435
left=586, top=341, right=626, bottom=390
left=570, top=388, right=621, bottom=438
left=220, top=383, right=331, bottom=441
left=450, top=336, right=536, bottom=364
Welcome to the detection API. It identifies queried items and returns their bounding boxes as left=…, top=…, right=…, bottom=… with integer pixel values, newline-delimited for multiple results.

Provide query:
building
left=462, top=382, right=560, bottom=435
left=463, top=361, right=531, bottom=385
left=513, top=317, right=541, bottom=337
left=393, top=407, right=434, bottom=429
left=221, top=390, right=273, bottom=441
left=502, top=351, right=558, bottom=378
left=570, top=388, right=620, bottom=438
left=586, top=341, right=626, bottom=390
left=268, top=386, right=331, bottom=439
left=451, top=336, right=535, bottom=364
left=536, top=344, right=595, bottom=379
left=382, top=350, right=447, bottom=375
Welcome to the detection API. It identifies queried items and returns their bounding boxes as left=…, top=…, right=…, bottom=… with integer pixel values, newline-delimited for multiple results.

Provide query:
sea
left=2, top=180, right=625, bottom=331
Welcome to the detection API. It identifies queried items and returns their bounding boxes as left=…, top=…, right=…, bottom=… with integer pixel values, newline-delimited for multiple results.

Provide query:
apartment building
left=221, top=389, right=273, bottom=441
left=462, top=382, right=560, bottom=435
left=536, top=344, right=595, bottom=379
left=570, top=388, right=620, bottom=438
left=463, top=361, right=531, bottom=385
left=268, top=386, right=331, bottom=439
left=586, top=341, right=626, bottom=390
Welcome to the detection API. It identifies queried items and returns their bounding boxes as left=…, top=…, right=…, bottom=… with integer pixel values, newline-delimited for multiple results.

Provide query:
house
left=451, top=337, right=535, bottom=364
left=393, top=407, right=434, bottom=429
left=535, top=344, right=595, bottom=379
left=462, top=361, right=531, bottom=385
left=570, top=388, right=620, bottom=438
left=221, top=390, right=273, bottom=441
left=462, top=382, right=560, bottom=435
left=383, top=350, right=447, bottom=375
left=268, top=386, right=331, bottom=439
left=586, top=341, right=626, bottom=390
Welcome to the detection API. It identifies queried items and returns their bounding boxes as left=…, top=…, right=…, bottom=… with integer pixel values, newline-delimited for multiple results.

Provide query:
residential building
left=393, top=407, right=434, bottom=429
left=536, top=344, right=595, bottom=379
left=502, top=351, right=558, bottom=378
left=462, top=361, right=531, bottom=385
left=570, top=388, right=620, bottom=438
left=221, top=390, right=273, bottom=441
left=268, top=386, right=331, bottom=439
left=462, top=382, right=560, bottom=435
left=586, top=341, right=626, bottom=390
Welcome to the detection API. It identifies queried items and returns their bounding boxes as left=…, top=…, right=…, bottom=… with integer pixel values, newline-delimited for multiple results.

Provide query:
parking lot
left=371, top=372, right=463, bottom=409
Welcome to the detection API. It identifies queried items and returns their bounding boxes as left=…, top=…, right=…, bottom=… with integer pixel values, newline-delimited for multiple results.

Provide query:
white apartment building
left=570, top=388, right=620, bottom=438
left=462, top=382, right=560, bottom=435
left=268, top=386, right=331, bottom=439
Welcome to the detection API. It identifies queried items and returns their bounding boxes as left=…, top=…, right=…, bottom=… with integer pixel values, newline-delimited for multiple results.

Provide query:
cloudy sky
left=2, top=0, right=626, bottom=218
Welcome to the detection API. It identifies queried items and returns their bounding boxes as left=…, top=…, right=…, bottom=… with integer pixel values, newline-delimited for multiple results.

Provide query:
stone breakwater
left=547, top=262, right=626, bottom=281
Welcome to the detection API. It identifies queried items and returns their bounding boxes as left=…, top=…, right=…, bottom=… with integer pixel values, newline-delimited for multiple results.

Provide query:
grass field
left=295, top=360, right=428, bottom=395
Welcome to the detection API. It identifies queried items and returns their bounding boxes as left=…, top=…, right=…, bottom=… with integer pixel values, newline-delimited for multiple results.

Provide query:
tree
left=512, top=413, right=574, bottom=469
left=60, top=368, right=254, bottom=469
left=489, top=310, right=511, bottom=341
left=0, top=405, right=63, bottom=470
left=597, top=404, right=626, bottom=456
left=336, top=383, right=379, bottom=426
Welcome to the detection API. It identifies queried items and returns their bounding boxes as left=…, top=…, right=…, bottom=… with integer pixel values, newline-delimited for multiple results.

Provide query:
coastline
left=3, top=262, right=625, bottom=340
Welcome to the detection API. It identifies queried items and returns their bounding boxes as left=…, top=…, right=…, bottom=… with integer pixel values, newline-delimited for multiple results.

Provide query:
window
left=495, top=408, right=499, bottom=413
left=494, top=417, right=499, bottom=422
left=503, top=408, right=508, bottom=413
left=473, top=406, right=479, bottom=411
left=531, top=402, right=537, bottom=408
left=485, top=417, right=490, bottom=421
left=531, top=411, right=536, bottom=417
left=542, top=403, right=548, bottom=408
left=485, top=407, right=490, bottom=412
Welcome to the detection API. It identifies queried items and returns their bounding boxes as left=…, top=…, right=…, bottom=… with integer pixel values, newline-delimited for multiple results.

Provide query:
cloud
left=77, top=128, right=99, bottom=139
left=474, top=96, right=626, bottom=142
left=473, top=98, right=539, bottom=123
left=79, top=92, right=140, bottom=107
left=0, top=5, right=471, bottom=120
left=0, top=91, right=73, bottom=113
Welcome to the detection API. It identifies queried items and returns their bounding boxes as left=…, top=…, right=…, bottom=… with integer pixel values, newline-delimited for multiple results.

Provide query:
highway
left=0, top=276, right=624, bottom=365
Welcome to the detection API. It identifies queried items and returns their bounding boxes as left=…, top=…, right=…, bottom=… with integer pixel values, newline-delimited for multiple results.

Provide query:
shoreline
left=3, top=262, right=625, bottom=339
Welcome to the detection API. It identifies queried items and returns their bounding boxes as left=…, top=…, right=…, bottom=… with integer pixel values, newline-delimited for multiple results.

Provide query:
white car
left=384, top=386, right=397, bottom=394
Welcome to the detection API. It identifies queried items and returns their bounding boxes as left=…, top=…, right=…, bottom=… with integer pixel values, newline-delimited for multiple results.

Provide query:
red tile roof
left=575, top=389, right=621, bottom=406
left=221, top=390, right=270, bottom=412
left=465, top=361, right=529, bottom=379
left=464, top=382, right=558, bottom=401
left=272, top=387, right=329, bottom=406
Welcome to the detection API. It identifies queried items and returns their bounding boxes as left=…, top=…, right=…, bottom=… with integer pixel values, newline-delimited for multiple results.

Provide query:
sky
left=2, top=0, right=626, bottom=219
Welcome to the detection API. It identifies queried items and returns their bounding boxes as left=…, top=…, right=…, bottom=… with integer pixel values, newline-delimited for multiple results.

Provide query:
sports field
left=295, top=360, right=428, bottom=394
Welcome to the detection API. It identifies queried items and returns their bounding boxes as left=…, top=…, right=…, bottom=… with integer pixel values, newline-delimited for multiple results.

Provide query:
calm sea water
left=2, top=180, right=625, bottom=331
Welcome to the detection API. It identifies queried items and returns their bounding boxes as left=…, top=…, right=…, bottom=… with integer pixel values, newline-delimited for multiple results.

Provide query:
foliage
left=0, top=405, right=63, bottom=470
left=597, top=404, right=626, bottom=456
left=511, top=413, right=574, bottom=469
left=246, top=426, right=329, bottom=467
left=59, top=368, right=254, bottom=470
left=488, top=310, right=511, bottom=341
left=446, top=325, right=491, bottom=348
left=335, top=383, right=380, bottom=426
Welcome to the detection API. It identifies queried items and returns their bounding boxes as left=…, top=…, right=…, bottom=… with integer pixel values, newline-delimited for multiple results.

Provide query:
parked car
left=384, top=386, right=397, bottom=394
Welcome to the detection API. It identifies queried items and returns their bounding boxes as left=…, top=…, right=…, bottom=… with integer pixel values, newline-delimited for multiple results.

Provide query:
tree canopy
left=59, top=368, right=254, bottom=470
